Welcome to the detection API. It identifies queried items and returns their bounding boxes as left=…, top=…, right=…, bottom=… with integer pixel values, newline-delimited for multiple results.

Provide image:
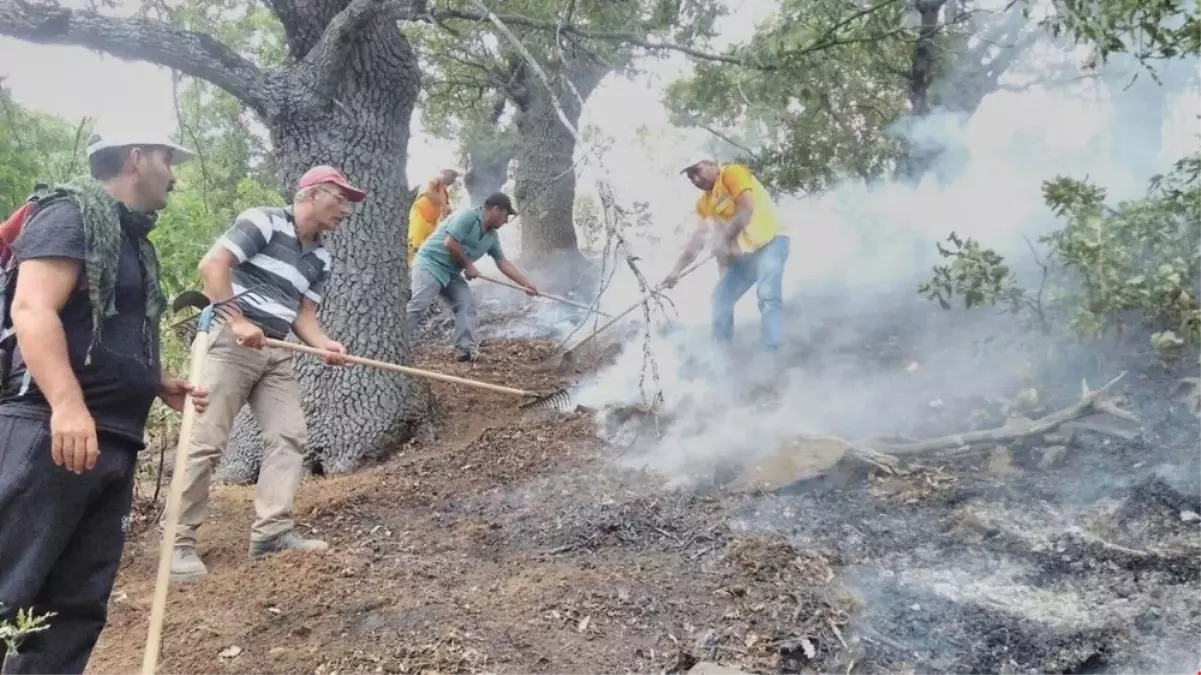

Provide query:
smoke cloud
left=517, top=30, right=1201, bottom=483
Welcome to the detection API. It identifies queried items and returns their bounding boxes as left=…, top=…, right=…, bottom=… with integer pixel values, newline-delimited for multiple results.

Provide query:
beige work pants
left=174, top=325, right=308, bottom=547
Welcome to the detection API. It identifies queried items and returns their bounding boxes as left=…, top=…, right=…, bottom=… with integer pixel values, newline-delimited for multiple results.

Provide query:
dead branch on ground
left=731, top=372, right=1141, bottom=490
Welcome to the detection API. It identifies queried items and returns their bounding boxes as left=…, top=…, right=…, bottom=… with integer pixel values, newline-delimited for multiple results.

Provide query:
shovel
left=476, top=273, right=611, bottom=318
left=168, top=289, right=574, bottom=412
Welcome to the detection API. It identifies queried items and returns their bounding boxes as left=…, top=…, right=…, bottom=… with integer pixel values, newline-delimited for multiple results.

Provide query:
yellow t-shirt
left=694, top=163, right=781, bottom=255
left=407, top=180, right=450, bottom=263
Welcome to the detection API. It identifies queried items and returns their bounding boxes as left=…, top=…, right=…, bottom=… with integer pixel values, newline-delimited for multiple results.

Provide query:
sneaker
left=248, top=530, right=329, bottom=559
left=170, top=546, right=209, bottom=582
left=455, top=348, right=477, bottom=362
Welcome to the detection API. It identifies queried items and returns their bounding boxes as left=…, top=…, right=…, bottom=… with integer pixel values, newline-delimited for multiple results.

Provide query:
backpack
left=0, top=183, right=74, bottom=395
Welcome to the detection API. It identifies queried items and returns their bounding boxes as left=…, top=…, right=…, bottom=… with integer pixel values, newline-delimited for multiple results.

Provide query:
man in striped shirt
left=170, top=165, right=361, bottom=583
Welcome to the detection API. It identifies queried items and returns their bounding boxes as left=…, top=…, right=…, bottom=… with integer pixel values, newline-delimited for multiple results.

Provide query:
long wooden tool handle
left=262, top=338, right=536, bottom=398
left=477, top=273, right=612, bottom=318
left=142, top=329, right=213, bottom=675
left=564, top=254, right=713, bottom=354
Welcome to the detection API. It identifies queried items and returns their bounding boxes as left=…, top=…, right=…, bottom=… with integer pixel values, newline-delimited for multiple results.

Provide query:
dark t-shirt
left=0, top=199, right=162, bottom=447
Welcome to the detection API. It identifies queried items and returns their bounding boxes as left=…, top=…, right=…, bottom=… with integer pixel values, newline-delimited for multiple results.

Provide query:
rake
left=556, top=253, right=714, bottom=367
left=142, top=290, right=255, bottom=675
left=476, top=272, right=612, bottom=318
left=168, top=287, right=575, bottom=412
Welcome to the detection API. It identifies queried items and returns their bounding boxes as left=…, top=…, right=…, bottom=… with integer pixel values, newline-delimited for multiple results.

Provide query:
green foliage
left=411, top=0, right=726, bottom=148
left=1031, top=0, right=1200, bottom=70
left=663, top=0, right=913, bottom=193
left=919, top=232, right=1033, bottom=313
left=0, top=604, right=55, bottom=656
left=1040, top=154, right=1201, bottom=343
left=0, top=82, right=92, bottom=212
left=154, top=0, right=285, bottom=69
left=921, top=153, right=1201, bottom=355
left=153, top=80, right=283, bottom=378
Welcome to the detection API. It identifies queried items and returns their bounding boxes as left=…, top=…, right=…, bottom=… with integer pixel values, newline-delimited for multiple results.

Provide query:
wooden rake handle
left=476, top=273, right=611, bottom=318
left=262, top=338, right=538, bottom=398
left=143, top=328, right=214, bottom=674
left=563, top=253, right=714, bottom=354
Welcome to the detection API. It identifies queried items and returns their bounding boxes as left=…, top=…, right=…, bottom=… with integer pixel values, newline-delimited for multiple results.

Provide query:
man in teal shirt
left=405, top=192, right=539, bottom=361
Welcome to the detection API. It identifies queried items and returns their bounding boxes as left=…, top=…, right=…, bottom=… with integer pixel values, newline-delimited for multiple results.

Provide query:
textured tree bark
left=463, top=138, right=516, bottom=206
left=510, top=59, right=608, bottom=289
left=215, top=23, right=435, bottom=482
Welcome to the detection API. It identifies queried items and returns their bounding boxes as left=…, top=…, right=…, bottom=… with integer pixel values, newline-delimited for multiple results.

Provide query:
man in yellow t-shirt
left=662, top=159, right=791, bottom=351
left=407, top=168, right=460, bottom=264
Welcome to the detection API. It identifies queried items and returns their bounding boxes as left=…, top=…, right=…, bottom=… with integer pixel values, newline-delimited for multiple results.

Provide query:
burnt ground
left=87, top=289, right=1200, bottom=675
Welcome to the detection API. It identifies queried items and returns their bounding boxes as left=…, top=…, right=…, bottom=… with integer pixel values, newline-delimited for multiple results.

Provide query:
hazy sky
left=0, top=0, right=769, bottom=179
left=1, top=0, right=1195, bottom=274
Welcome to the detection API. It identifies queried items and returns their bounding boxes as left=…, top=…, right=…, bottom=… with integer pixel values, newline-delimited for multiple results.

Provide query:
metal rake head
left=167, top=284, right=292, bottom=346
left=519, top=387, right=576, bottom=412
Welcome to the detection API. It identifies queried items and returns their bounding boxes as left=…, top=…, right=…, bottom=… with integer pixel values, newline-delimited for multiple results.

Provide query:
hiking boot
left=455, top=348, right=478, bottom=362
left=170, top=546, right=209, bottom=582
left=248, top=530, right=329, bottom=559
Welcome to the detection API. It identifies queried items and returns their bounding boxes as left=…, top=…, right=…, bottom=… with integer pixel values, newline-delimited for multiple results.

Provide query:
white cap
left=86, top=133, right=196, bottom=166
left=680, top=158, right=715, bottom=175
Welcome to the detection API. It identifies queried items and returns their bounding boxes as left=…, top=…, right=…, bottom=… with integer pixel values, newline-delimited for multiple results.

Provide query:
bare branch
left=0, top=0, right=275, bottom=115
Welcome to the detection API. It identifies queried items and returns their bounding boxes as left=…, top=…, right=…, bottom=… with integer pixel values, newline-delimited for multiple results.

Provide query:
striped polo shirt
left=217, top=205, right=332, bottom=339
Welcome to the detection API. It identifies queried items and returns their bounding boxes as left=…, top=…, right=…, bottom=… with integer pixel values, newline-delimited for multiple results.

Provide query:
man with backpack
left=0, top=132, right=208, bottom=674
left=169, top=165, right=358, bottom=583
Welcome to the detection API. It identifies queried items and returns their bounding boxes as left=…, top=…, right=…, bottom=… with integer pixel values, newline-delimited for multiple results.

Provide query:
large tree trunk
left=215, top=24, right=435, bottom=482
left=893, top=0, right=948, bottom=184
left=463, top=139, right=516, bottom=206
left=510, top=59, right=607, bottom=288
left=461, top=93, right=517, bottom=206
left=895, top=3, right=1037, bottom=185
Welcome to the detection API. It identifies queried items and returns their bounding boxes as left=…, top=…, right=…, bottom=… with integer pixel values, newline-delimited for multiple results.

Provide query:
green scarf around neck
left=51, top=178, right=167, bottom=368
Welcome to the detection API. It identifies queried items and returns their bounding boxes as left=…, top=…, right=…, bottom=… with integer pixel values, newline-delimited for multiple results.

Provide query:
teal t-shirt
left=413, top=207, right=506, bottom=285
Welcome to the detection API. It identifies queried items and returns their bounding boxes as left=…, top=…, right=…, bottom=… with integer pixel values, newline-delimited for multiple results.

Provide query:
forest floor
left=86, top=294, right=1201, bottom=675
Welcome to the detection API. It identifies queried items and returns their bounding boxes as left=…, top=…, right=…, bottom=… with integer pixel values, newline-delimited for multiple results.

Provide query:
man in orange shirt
left=407, top=168, right=460, bottom=263
left=663, top=159, right=790, bottom=351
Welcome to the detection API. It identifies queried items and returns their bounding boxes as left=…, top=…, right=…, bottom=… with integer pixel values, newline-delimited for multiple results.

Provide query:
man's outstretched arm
left=496, top=259, right=538, bottom=295
left=664, top=217, right=709, bottom=287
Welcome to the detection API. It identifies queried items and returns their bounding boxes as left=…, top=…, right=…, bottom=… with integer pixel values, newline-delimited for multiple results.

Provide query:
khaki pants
left=174, top=325, right=307, bottom=547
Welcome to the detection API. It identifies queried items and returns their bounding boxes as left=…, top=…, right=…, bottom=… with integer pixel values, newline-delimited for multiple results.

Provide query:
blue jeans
left=712, top=234, right=790, bottom=350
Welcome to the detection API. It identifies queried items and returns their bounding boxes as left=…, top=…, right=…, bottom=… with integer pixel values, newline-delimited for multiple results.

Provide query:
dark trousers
left=0, top=413, right=137, bottom=675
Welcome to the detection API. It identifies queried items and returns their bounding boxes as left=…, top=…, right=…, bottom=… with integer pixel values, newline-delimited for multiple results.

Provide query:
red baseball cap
left=297, top=165, right=367, bottom=202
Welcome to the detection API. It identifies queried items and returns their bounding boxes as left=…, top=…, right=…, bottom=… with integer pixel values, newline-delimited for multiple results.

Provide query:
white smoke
left=546, top=31, right=1200, bottom=480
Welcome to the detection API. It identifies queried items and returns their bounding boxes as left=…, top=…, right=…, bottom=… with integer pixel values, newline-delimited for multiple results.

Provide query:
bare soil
left=87, top=301, right=1201, bottom=674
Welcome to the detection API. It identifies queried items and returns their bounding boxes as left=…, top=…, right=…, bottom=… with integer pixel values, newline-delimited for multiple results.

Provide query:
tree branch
left=427, top=7, right=764, bottom=68
left=728, top=372, right=1140, bottom=491
left=298, top=0, right=427, bottom=93
left=0, top=0, right=275, bottom=115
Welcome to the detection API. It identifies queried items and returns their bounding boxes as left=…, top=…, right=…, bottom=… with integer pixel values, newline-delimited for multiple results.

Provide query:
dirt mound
left=84, top=326, right=1201, bottom=675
